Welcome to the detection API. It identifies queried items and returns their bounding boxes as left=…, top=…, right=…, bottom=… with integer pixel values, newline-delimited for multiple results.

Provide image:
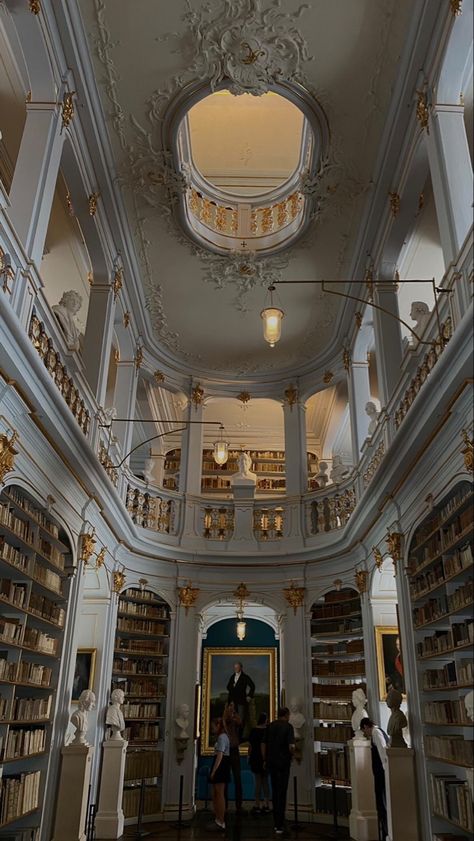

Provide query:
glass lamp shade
left=261, top=306, right=284, bottom=347
left=213, top=439, right=229, bottom=465
left=236, top=620, right=246, bottom=641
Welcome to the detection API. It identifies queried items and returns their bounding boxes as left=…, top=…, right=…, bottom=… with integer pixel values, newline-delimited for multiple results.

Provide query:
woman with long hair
left=208, top=718, right=231, bottom=831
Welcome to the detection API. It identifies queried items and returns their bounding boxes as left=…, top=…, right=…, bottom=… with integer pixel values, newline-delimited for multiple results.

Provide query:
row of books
left=16, top=661, right=52, bottom=688
left=116, top=639, right=167, bottom=655
left=416, top=621, right=473, bottom=658
left=0, top=619, right=22, bottom=644
left=5, top=489, right=60, bottom=540
left=113, top=658, right=165, bottom=676
left=429, top=773, right=473, bottom=831
left=117, top=618, right=167, bottom=636
left=438, top=490, right=472, bottom=523
left=423, top=698, right=471, bottom=725
left=124, top=722, right=161, bottom=743
left=124, top=749, right=162, bottom=781
left=413, top=578, right=473, bottom=627
left=121, top=589, right=161, bottom=604
left=112, top=679, right=166, bottom=697
left=312, top=639, right=364, bottom=657
left=23, top=627, right=57, bottom=656
left=0, top=580, right=27, bottom=608
left=31, top=563, right=61, bottom=596
left=425, top=735, right=473, bottom=766
left=0, top=508, right=63, bottom=572
left=422, top=659, right=473, bottom=690
left=410, top=544, right=472, bottom=599
left=28, top=593, right=64, bottom=628
left=312, top=600, right=361, bottom=620
left=1, top=726, right=46, bottom=760
left=0, top=539, right=29, bottom=575
left=256, top=478, right=286, bottom=490
left=441, top=508, right=472, bottom=549
left=315, top=783, right=351, bottom=817
left=314, top=724, right=352, bottom=743
left=315, top=747, right=350, bottom=782
left=313, top=660, right=365, bottom=677
left=314, top=683, right=366, bottom=700
left=201, top=478, right=231, bottom=490
left=314, top=701, right=353, bottom=720
left=311, top=620, right=363, bottom=636
left=5, top=695, right=52, bottom=722
left=117, top=601, right=168, bottom=619
left=122, top=703, right=161, bottom=719
left=0, top=770, right=40, bottom=824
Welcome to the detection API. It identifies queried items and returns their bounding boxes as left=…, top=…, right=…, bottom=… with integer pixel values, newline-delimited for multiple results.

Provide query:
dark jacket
left=227, top=671, right=255, bottom=705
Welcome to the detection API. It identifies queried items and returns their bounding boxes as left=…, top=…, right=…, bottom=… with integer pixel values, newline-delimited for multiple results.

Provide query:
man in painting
left=226, top=661, right=255, bottom=728
left=386, top=635, right=405, bottom=694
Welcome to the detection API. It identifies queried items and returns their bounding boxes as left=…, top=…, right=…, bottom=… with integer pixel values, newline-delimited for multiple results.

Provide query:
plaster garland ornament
left=199, top=249, right=289, bottom=313
left=161, top=0, right=313, bottom=97
left=0, top=430, right=18, bottom=485
left=283, top=582, right=305, bottom=615
left=178, top=582, right=200, bottom=614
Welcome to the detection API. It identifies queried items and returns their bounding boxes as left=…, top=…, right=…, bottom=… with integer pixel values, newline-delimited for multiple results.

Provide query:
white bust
left=232, top=451, right=257, bottom=484
left=70, top=689, right=96, bottom=745
left=289, top=698, right=306, bottom=740
left=106, top=688, right=126, bottom=740
left=365, top=401, right=379, bottom=437
left=175, top=703, right=190, bottom=739
left=330, top=454, right=348, bottom=484
left=464, top=690, right=474, bottom=722
left=410, top=301, right=431, bottom=342
left=317, top=461, right=329, bottom=486
left=143, top=457, right=154, bottom=485
left=351, top=688, right=368, bottom=738
left=52, top=290, right=83, bottom=352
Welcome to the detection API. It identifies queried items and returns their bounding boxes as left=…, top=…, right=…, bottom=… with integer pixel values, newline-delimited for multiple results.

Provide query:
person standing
left=223, top=703, right=243, bottom=811
left=361, top=718, right=389, bottom=840
left=262, top=707, right=295, bottom=834
left=226, top=662, right=255, bottom=729
left=248, top=712, right=270, bottom=814
left=208, top=719, right=230, bottom=832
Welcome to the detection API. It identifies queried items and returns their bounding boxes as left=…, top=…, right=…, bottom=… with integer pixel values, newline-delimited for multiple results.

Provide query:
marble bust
left=175, top=703, right=190, bottom=739
left=70, top=689, right=96, bottom=745
left=52, top=290, right=83, bottom=352
left=232, top=451, right=256, bottom=484
left=386, top=688, right=408, bottom=747
left=289, top=698, right=306, bottom=741
left=464, top=689, right=474, bottom=722
left=317, top=461, right=329, bottom=486
left=410, top=301, right=431, bottom=342
left=106, top=688, right=126, bottom=740
left=365, top=401, right=379, bottom=437
left=330, top=454, right=349, bottom=484
left=351, top=688, right=368, bottom=738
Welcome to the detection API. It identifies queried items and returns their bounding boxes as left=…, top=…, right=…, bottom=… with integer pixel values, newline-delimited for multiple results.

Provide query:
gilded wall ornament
left=323, top=371, right=334, bottom=384
left=113, top=570, right=126, bottom=594
left=112, top=267, right=123, bottom=300
left=0, top=430, right=18, bottom=484
left=416, top=90, right=430, bottom=133
left=386, top=530, right=403, bottom=574
left=355, top=311, right=363, bottom=329
left=450, top=0, right=462, bottom=14
left=343, top=348, right=351, bottom=371
left=94, top=546, right=106, bottom=569
left=61, top=91, right=75, bottom=130
left=79, top=530, right=96, bottom=565
left=153, top=370, right=165, bottom=384
left=373, top=546, right=383, bottom=570
left=283, top=582, right=305, bottom=615
left=123, top=311, right=130, bottom=328
left=355, top=569, right=368, bottom=594
left=389, top=191, right=400, bottom=218
left=237, top=391, right=251, bottom=405
left=178, top=582, right=200, bottom=615
left=88, top=192, right=100, bottom=216
left=87, top=271, right=94, bottom=286
left=162, top=0, right=313, bottom=97
left=191, top=383, right=204, bottom=408
left=134, top=345, right=144, bottom=371
left=365, top=267, right=374, bottom=300
left=29, top=0, right=41, bottom=14
left=284, top=384, right=298, bottom=410
left=461, top=429, right=473, bottom=472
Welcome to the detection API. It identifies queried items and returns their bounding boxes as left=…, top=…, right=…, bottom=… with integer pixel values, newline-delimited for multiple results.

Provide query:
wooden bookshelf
left=408, top=481, right=474, bottom=838
left=311, top=587, right=365, bottom=821
left=0, top=485, right=70, bottom=839
left=112, top=587, right=170, bottom=823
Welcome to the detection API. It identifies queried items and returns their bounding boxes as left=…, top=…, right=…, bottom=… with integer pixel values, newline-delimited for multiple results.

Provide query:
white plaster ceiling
left=77, top=0, right=414, bottom=377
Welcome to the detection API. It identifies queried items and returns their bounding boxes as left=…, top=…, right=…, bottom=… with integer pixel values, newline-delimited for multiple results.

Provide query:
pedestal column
left=95, top=739, right=128, bottom=839
left=385, top=747, right=419, bottom=841
left=8, top=101, right=64, bottom=267
left=348, top=738, right=378, bottom=841
left=283, top=401, right=307, bottom=496
left=372, top=282, right=403, bottom=408
left=427, top=103, right=473, bottom=266
left=52, top=744, right=94, bottom=841
left=82, top=282, right=117, bottom=405
left=348, top=359, right=371, bottom=458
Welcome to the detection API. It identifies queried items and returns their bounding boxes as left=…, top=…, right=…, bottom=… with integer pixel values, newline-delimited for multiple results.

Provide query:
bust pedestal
left=348, top=738, right=378, bottom=841
left=386, top=747, right=419, bottom=841
left=229, top=479, right=258, bottom=549
left=52, top=743, right=94, bottom=841
left=95, top=738, right=128, bottom=838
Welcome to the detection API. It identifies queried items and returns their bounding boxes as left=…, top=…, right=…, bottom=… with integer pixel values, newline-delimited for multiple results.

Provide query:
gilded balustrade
left=98, top=441, right=119, bottom=486
left=253, top=506, right=284, bottom=540
left=126, top=484, right=175, bottom=534
left=362, top=440, right=385, bottom=488
left=187, top=188, right=302, bottom=239
left=203, top=506, right=234, bottom=540
left=307, top=486, right=356, bottom=535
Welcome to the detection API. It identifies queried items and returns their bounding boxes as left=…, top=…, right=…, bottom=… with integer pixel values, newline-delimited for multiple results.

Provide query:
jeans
left=229, top=746, right=242, bottom=808
left=269, top=764, right=290, bottom=830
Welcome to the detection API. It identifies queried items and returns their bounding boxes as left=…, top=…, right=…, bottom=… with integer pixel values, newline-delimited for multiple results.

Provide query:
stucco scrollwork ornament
left=178, top=582, right=200, bottom=614
left=79, top=529, right=96, bottom=566
left=200, top=249, right=289, bottom=313
left=373, top=546, right=383, bottom=571
left=0, top=430, right=18, bottom=485
left=386, top=530, right=403, bottom=574
left=283, top=582, right=305, bottom=615
left=162, top=0, right=313, bottom=97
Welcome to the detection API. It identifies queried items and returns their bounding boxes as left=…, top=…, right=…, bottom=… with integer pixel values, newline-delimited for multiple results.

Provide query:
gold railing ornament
left=79, top=530, right=96, bottom=566
left=113, top=569, right=126, bottom=594
left=355, top=569, right=368, bottom=594
left=283, top=582, right=305, bottom=615
left=373, top=546, right=383, bottom=571
left=237, top=391, right=251, bottom=405
left=61, top=91, right=75, bottom=130
left=0, top=430, right=18, bottom=485
left=461, top=429, right=473, bottom=472
left=178, top=582, right=200, bottom=615
left=386, top=530, right=403, bottom=574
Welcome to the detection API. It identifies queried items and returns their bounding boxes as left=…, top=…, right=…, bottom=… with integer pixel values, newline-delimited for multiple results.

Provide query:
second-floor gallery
left=0, top=1, right=472, bottom=840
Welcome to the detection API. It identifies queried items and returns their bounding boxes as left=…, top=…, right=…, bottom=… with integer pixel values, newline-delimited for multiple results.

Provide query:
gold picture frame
left=72, top=648, right=97, bottom=702
left=201, top=647, right=277, bottom=756
left=375, top=626, right=405, bottom=700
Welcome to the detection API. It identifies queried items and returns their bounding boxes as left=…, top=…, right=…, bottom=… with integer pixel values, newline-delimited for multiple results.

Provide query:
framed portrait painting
left=375, top=627, right=405, bottom=699
left=72, top=648, right=96, bottom=702
left=201, top=647, right=277, bottom=755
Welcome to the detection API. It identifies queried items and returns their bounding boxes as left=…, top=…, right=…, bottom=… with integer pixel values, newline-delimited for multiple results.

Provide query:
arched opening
left=305, top=383, right=352, bottom=488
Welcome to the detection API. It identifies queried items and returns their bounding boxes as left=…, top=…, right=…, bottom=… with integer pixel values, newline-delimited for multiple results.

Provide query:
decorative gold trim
left=355, top=311, right=363, bottom=329
left=88, top=192, right=100, bottom=217
left=87, top=271, right=94, bottom=287
left=134, top=345, right=143, bottom=372
left=79, top=529, right=96, bottom=565
left=29, top=0, right=41, bottom=14
left=323, top=370, right=334, bottom=384
left=178, top=581, right=199, bottom=614
left=284, top=384, right=298, bottom=409
left=123, top=311, right=130, bottom=328
left=373, top=546, right=383, bottom=570
left=191, top=383, right=204, bottom=408
left=112, top=267, right=123, bottom=300
left=365, top=267, right=374, bottom=300
left=113, top=569, right=126, bottom=594
left=0, top=430, right=18, bottom=485
left=283, top=582, right=305, bottom=614
left=416, top=90, right=430, bottom=132
left=61, top=91, right=75, bottom=130
left=343, top=348, right=351, bottom=371
left=389, top=191, right=400, bottom=218
left=355, top=569, right=368, bottom=594
left=237, top=391, right=251, bottom=405
left=461, top=428, right=473, bottom=471
left=386, top=530, right=403, bottom=573
left=450, top=0, right=462, bottom=15
left=153, top=370, right=165, bottom=384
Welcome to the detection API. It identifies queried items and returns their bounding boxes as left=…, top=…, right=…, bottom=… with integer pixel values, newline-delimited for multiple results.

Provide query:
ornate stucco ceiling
left=77, top=0, right=414, bottom=377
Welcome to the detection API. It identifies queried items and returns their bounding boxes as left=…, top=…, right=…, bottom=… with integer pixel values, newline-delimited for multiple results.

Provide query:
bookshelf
left=311, top=587, right=366, bottom=823
left=0, top=485, right=70, bottom=840
left=112, top=587, right=170, bottom=823
left=163, top=448, right=320, bottom=495
left=408, top=481, right=473, bottom=839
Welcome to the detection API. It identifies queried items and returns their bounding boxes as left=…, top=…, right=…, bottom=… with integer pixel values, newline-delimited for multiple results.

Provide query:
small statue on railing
left=70, top=689, right=96, bottom=746
left=365, top=401, right=380, bottom=437
left=316, top=461, right=329, bottom=487
left=106, top=688, right=126, bottom=741
left=409, top=301, right=432, bottom=343
left=330, top=454, right=350, bottom=484
left=53, top=290, right=83, bottom=352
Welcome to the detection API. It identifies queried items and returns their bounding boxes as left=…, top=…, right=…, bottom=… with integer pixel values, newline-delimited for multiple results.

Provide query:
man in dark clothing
left=226, top=662, right=255, bottom=729
left=223, top=703, right=243, bottom=811
left=262, top=707, right=295, bottom=834
left=361, top=718, right=388, bottom=840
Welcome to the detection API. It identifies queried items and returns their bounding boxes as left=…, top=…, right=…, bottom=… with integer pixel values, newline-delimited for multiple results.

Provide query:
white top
left=234, top=672, right=241, bottom=685
left=372, top=726, right=388, bottom=770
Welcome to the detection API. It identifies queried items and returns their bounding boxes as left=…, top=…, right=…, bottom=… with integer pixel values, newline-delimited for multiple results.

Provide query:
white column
left=82, top=282, right=117, bottom=405
left=427, top=103, right=473, bottom=266
left=360, top=590, right=380, bottom=719
left=8, top=101, right=64, bottom=267
left=95, top=739, right=128, bottom=838
left=283, top=402, right=307, bottom=495
left=179, top=399, right=203, bottom=495
left=372, top=282, right=403, bottom=408
left=113, top=361, right=138, bottom=458
left=348, top=359, right=371, bottom=458
left=280, top=608, right=314, bottom=820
